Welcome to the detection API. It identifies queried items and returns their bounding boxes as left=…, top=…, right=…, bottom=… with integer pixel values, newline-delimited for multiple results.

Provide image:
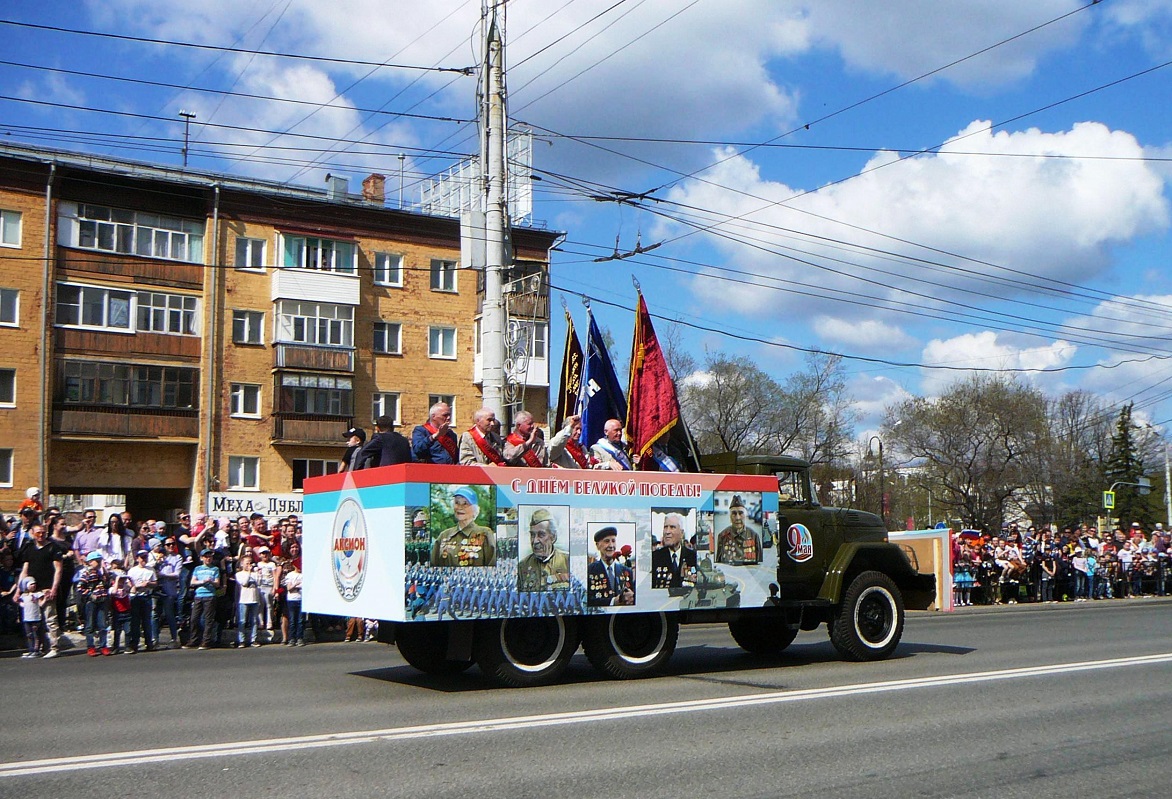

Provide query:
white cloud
left=850, top=375, right=912, bottom=429
left=813, top=316, right=915, bottom=352
left=919, top=331, right=1076, bottom=394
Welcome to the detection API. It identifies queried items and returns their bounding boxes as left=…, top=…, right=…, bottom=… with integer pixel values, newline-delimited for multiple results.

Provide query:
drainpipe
left=39, top=163, right=56, bottom=495
left=201, top=184, right=221, bottom=513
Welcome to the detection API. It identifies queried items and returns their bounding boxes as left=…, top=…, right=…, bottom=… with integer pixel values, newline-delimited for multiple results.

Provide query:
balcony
left=56, top=246, right=204, bottom=290
left=273, top=343, right=354, bottom=372
left=53, top=405, right=199, bottom=439
left=272, top=414, right=351, bottom=445
left=271, top=268, right=360, bottom=305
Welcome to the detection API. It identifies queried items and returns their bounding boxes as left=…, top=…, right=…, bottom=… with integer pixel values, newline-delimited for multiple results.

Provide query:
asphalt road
left=2, top=599, right=1170, bottom=799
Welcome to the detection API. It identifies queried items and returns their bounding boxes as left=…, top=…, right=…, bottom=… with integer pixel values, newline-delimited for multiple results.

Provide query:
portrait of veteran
left=716, top=495, right=762, bottom=566
left=517, top=508, right=571, bottom=592
left=587, top=526, right=635, bottom=606
left=651, top=511, right=698, bottom=589
left=431, top=486, right=497, bottom=567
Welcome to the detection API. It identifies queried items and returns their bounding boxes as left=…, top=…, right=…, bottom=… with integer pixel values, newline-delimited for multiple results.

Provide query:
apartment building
left=0, top=144, right=558, bottom=520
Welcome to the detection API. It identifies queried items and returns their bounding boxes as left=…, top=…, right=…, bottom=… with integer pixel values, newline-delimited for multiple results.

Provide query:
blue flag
left=579, top=312, right=627, bottom=449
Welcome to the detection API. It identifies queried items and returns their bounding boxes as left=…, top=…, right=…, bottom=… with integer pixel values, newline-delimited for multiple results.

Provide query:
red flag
left=625, top=292, right=681, bottom=466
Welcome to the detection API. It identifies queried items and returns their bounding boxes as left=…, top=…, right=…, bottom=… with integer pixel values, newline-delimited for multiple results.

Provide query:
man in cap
left=411, top=402, right=459, bottom=464
left=459, top=407, right=506, bottom=465
left=358, top=415, right=412, bottom=469
left=517, top=509, right=571, bottom=591
left=651, top=512, right=697, bottom=589
left=340, top=426, right=368, bottom=472
left=587, top=526, right=634, bottom=606
left=716, top=496, right=762, bottom=565
left=431, top=487, right=496, bottom=567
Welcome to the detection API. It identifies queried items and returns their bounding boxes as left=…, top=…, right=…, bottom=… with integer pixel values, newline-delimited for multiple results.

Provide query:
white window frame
left=136, top=291, right=199, bottom=335
left=1, top=210, right=21, bottom=248
left=232, top=310, right=264, bottom=345
left=373, top=252, right=404, bottom=287
left=430, top=258, right=457, bottom=292
left=0, top=368, right=14, bottom=407
left=60, top=202, right=204, bottom=263
left=281, top=234, right=357, bottom=275
left=373, top=321, right=402, bottom=355
left=372, top=392, right=400, bottom=426
left=275, top=300, right=353, bottom=347
left=0, top=288, right=17, bottom=327
left=227, top=456, right=260, bottom=490
left=292, top=458, right=338, bottom=492
left=0, top=448, right=11, bottom=487
left=428, top=325, right=457, bottom=359
left=55, top=282, right=134, bottom=333
left=235, top=236, right=266, bottom=271
left=230, top=383, right=262, bottom=418
left=530, top=322, right=548, bottom=359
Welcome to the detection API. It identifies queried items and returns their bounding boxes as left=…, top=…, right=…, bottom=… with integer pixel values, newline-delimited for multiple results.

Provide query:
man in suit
left=587, top=526, right=634, bottom=606
left=357, top=415, right=412, bottom=469
left=411, top=402, right=459, bottom=464
left=651, top=512, right=697, bottom=589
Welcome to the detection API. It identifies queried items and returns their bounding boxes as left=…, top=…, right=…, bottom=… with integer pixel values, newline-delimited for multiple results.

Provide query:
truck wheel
left=829, top=571, right=904, bottom=661
left=728, top=617, right=799, bottom=655
left=395, top=624, right=474, bottom=675
left=583, top=612, right=678, bottom=679
left=474, top=616, right=580, bottom=687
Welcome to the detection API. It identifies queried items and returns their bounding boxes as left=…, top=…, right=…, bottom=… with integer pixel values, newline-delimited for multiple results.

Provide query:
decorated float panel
left=302, top=464, right=782, bottom=622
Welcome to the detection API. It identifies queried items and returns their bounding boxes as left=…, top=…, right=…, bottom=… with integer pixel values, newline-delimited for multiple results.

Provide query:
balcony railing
left=272, top=414, right=351, bottom=444
left=53, top=405, right=199, bottom=439
left=273, top=343, right=355, bottom=372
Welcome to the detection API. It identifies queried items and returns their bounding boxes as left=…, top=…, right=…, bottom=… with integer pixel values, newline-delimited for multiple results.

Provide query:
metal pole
left=179, top=110, right=196, bottom=168
left=480, top=0, right=507, bottom=419
left=398, top=153, right=405, bottom=208
left=1164, top=442, right=1171, bottom=529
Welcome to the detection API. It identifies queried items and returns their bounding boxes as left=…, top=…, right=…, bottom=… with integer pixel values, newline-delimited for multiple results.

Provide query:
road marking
left=3, top=651, right=1171, bottom=777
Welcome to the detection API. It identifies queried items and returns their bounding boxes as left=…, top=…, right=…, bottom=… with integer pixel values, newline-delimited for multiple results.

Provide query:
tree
left=887, top=374, right=1048, bottom=532
left=1104, top=403, right=1148, bottom=526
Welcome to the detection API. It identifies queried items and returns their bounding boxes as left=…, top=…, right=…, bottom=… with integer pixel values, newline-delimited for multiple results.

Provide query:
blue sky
left=2, top=0, right=1171, bottom=441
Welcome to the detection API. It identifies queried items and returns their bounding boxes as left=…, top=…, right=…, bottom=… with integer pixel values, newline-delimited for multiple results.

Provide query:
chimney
left=325, top=173, right=349, bottom=201
left=362, top=173, right=387, bottom=205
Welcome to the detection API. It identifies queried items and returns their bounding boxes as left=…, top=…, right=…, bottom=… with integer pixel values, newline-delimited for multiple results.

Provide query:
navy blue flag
left=579, top=312, right=627, bottom=449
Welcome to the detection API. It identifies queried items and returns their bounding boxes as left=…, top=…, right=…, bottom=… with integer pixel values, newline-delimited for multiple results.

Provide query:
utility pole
left=179, top=110, right=196, bottom=168
left=480, top=0, right=508, bottom=419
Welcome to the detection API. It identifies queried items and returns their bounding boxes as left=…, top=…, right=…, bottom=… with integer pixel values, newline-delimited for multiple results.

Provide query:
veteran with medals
left=716, top=495, right=762, bottom=566
left=517, top=509, right=571, bottom=591
left=431, top=486, right=496, bottom=567
left=651, top=512, right=697, bottom=588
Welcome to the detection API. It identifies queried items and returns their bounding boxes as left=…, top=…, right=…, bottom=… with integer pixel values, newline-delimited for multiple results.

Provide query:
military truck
left=302, top=457, right=934, bottom=687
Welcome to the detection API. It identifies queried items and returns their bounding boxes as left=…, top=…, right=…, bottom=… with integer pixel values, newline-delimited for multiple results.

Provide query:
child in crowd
left=18, top=576, right=51, bottom=658
left=235, top=554, right=260, bottom=648
left=76, top=551, right=111, bottom=656
left=107, top=559, right=132, bottom=653
left=282, top=559, right=304, bottom=646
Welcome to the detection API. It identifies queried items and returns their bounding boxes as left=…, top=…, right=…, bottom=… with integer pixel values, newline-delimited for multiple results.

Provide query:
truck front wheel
left=829, top=571, right=904, bottom=661
left=583, top=612, right=678, bottom=679
left=474, top=616, right=580, bottom=687
left=728, top=616, right=799, bottom=656
left=395, top=623, right=474, bottom=675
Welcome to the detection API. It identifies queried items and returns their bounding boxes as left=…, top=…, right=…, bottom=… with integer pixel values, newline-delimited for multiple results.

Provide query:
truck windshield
left=775, top=470, right=807, bottom=504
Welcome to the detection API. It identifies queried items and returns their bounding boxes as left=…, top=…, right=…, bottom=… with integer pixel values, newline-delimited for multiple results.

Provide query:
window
left=292, top=459, right=338, bottom=491
left=429, top=394, right=455, bottom=422
left=0, top=449, right=11, bottom=487
left=530, top=322, right=547, bottom=359
left=372, top=392, right=400, bottom=425
left=65, top=203, right=204, bottom=263
left=228, top=456, right=259, bottom=490
left=1, top=210, right=20, bottom=247
left=282, top=235, right=356, bottom=274
left=136, top=291, right=198, bottom=335
left=55, top=283, right=133, bottom=332
left=235, top=237, right=266, bottom=271
left=373, top=322, right=402, bottom=355
left=0, top=288, right=16, bottom=326
left=278, top=373, right=353, bottom=415
left=373, top=252, right=403, bottom=286
left=275, top=300, right=353, bottom=347
left=61, top=360, right=199, bottom=409
left=230, top=384, right=261, bottom=418
left=430, top=258, right=457, bottom=292
left=0, top=368, right=13, bottom=406
left=428, top=326, right=456, bottom=359
left=232, top=310, right=264, bottom=345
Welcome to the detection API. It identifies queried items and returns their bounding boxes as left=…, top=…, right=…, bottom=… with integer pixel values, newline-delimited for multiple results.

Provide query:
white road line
left=3, top=651, right=1171, bottom=778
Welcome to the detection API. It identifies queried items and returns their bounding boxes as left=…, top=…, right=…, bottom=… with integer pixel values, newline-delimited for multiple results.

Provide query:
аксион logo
left=787, top=523, right=814, bottom=563
left=331, top=497, right=368, bottom=601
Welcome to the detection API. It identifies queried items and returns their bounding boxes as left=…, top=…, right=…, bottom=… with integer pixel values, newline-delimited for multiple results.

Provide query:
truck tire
left=728, top=617, right=799, bottom=656
left=583, top=612, right=678, bottom=679
left=474, top=616, right=580, bottom=687
left=395, top=624, right=474, bottom=675
left=829, top=571, right=904, bottom=661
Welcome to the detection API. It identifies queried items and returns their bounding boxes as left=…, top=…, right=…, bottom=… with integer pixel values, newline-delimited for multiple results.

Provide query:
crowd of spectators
left=952, top=520, right=1171, bottom=606
left=0, top=489, right=351, bottom=658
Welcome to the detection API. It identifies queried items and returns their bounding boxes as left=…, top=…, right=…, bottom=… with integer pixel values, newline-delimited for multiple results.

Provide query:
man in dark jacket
left=357, top=415, right=412, bottom=468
